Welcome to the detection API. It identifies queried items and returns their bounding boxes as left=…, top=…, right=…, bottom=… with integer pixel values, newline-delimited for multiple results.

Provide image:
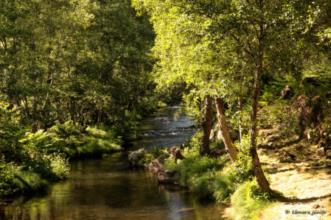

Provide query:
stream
left=1, top=107, right=225, bottom=220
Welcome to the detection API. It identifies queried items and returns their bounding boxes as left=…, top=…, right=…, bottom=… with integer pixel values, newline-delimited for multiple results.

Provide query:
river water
left=1, top=107, right=225, bottom=220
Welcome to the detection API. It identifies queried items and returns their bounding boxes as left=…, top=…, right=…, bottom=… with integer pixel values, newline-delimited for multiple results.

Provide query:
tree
left=0, top=0, right=155, bottom=138
left=133, top=0, right=323, bottom=193
left=132, top=0, right=239, bottom=157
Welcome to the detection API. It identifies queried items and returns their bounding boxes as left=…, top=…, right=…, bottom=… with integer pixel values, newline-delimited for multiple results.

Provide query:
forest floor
left=258, top=128, right=331, bottom=220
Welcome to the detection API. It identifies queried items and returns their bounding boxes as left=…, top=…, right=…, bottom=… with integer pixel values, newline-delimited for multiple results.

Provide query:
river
left=1, top=107, right=225, bottom=220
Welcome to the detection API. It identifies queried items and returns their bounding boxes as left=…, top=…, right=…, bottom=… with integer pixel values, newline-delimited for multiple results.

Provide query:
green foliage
left=0, top=0, right=155, bottom=199
left=13, top=171, right=48, bottom=195
left=212, top=174, right=235, bottom=203
left=223, top=156, right=253, bottom=185
left=0, top=0, right=155, bottom=138
left=165, top=153, right=225, bottom=186
left=164, top=147, right=235, bottom=201
left=259, top=100, right=298, bottom=134
left=0, top=163, right=19, bottom=197
left=190, top=171, right=217, bottom=201
left=218, top=135, right=255, bottom=185
left=0, top=163, right=48, bottom=197
left=20, top=121, right=121, bottom=159
left=0, top=110, right=122, bottom=197
left=0, top=101, right=25, bottom=161
left=48, top=155, right=69, bottom=180
left=229, top=180, right=271, bottom=220
left=149, top=146, right=169, bottom=159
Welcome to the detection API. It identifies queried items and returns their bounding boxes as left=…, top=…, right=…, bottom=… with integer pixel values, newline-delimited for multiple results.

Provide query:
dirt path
left=259, top=145, right=331, bottom=220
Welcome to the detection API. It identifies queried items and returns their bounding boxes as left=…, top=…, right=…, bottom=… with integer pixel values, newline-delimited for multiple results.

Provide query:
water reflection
left=3, top=155, right=224, bottom=220
left=2, top=107, right=225, bottom=220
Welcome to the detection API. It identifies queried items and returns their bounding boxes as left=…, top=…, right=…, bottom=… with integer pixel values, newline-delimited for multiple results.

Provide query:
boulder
left=128, top=148, right=145, bottom=168
left=157, top=170, right=179, bottom=185
left=148, top=159, right=164, bottom=174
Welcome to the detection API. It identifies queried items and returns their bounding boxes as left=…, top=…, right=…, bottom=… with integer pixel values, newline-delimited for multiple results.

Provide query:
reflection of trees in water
left=3, top=109, right=221, bottom=220
left=166, top=191, right=188, bottom=220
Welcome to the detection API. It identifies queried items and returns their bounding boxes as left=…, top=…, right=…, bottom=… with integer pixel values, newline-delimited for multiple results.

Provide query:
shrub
left=0, top=163, right=19, bottom=197
left=165, top=154, right=225, bottom=186
left=190, top=171, right=216, bottom=201
left=13, top=171, right=48, bottom=195
left=213, top=173, right=235, bottom=203
left=20, top=122, right=121, bottom=159
left=149, top=146, right=169, bottom=159
left=229, top=179, right=271, bottom=220
left=164, top=148, right=232, bottom=202
left=48, top=154, right=69, bottom=180
left=222, top=153, right=253, bottom=185
left=0, top=163, right=48, bottom=197
left=0, top=101, right=26, bottom=162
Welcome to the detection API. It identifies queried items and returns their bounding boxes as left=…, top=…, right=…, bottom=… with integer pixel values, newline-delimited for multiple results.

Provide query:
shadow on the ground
left=274, top=191, right=331, bottom=204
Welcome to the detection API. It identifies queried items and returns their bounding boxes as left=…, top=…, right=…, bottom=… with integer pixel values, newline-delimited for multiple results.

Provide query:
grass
left=161, top=145, right=255, bottom=204
left=227, top=180, right=272, bottom=220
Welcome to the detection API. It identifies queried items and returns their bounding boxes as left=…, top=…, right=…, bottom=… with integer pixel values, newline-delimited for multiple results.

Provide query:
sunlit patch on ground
left=259, top=137, right=331, bottom=220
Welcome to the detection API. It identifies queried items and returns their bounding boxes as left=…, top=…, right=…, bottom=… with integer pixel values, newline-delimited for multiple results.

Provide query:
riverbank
left=129, top=132, right=275, bottom=219
left=0, top=121, right=121, bottom=203
left=132, top=129, right=331, bottom=220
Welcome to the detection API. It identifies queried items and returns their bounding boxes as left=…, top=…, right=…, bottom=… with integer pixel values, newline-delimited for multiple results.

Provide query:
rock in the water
left=157, top=170, right=179, bottom=185
left=128, top=148, right=145, bottom=167
left=148, top=159, right=164, bottom=174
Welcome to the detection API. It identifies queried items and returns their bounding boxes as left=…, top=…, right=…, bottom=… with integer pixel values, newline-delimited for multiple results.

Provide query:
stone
left=157, top=170, right=179, bottom=185
left=128, top=148, right=145, bottom=167
left=148, top=159, right=164, bottom=174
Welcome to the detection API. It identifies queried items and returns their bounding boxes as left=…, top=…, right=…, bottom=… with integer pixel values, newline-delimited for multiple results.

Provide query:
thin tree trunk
left=249, top=21, right=271, bottom=193
left=238, top=99, right=243, bottom=144
left=215, top=97, right=238, bottom=161
left=200, top=96, right=213, bottom=155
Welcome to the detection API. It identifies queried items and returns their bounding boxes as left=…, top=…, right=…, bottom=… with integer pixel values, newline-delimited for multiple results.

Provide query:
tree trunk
left=249, top=22, right=271, bottom=193
left=215, top=97, right=238, bottom=161
left=238, top=99, right=243, bottom=144
left=200, top=96, right=213, bottom=155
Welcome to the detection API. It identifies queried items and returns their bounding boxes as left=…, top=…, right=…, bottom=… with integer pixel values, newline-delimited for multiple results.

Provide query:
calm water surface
left=2, top=107, right=225, bottom=220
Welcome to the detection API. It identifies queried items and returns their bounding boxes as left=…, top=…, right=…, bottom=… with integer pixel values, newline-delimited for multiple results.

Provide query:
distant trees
left=0, top=0, right=155, bottom=138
